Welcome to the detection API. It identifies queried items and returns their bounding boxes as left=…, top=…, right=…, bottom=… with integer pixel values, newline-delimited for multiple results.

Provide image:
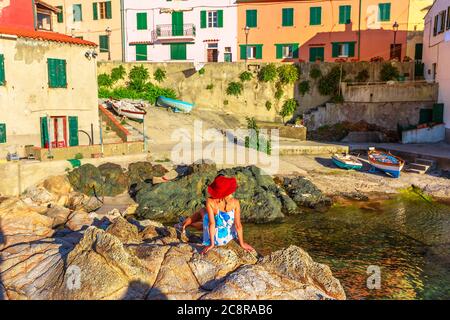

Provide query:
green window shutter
left=310, top=7, right=321, bottom=25
left=137, top=12, right=147, bottom=30
left=255, top=45, right=263, bottom=59
left=99, top=35, right=109, bottom=52
left=0, top=123, right=6, bottom=144
left=93, top=3, right=98, bottom=20
left=246, top=10, right=257, bottom=28
left=379, top=3, right=391, bottom=21
left=218, top=10, right=223, bottom=28
left=172, top=11, right=184, bottom=36
left=57, top=60, right=67, bottom=87
left=310, top=47, right=324, bottom=62
left=200, top=11, right=206, bottom=28
left=339, top=5, right=351, bottom=24
left=48, top=58, right=57, bottom=87
left=106, top=1, right=112, bottom=19
left=48, top=58, right=67, bottom=88
left=432, top=103, right=444, bottom=123
left=348, top=42, right=355, bottom=57
left=40, top=117, right=49, bottom=148
left=0, top=54, right=5, bottom=85
left=56, top=6, right=64, bottom=23
left=170, top=43, right=186, bottom=60
left=332, top=43, right=339, bottom=58
left=68, top=117, right=79, bottom=147
left=240, top=45, right=247, bottom=60
left=282, top=8, right=294, bottom=26
left=292, top=44, right=299, bottom=58
left=419, top=109, right=433, bottom=124
left=136, top=44, right=148, bottom=61
left=415, top=43, right=423, bottom=60
left=275, top=44, right=283, bottom=59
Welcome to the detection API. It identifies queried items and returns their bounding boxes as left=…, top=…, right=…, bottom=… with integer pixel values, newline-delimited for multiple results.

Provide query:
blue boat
left=332, top=154, right=363, bottom=170
left=368, top=148, right=405, bottom=178
left=156, top=96, right=194, bottom=113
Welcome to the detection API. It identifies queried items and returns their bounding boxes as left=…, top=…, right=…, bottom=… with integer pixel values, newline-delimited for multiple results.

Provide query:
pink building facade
left=123, top=0, right=238, bottom=63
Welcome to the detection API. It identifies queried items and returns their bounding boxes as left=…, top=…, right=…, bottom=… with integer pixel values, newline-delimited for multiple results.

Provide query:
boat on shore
left=156, top=96, right=194, bottom=113
left=368, top=148, right=405, bottom=178
left=332, top=153, right=363, bottom=170
left=108, top=100, right=146, bottom=122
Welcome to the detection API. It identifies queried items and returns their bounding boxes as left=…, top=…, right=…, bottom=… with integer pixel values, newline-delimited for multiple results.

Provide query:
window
left=47, top=58, right=67, bottom=88
left=282, top=8, right=294, bottom=27
left=0, top=123, right=6, bottom=144
left=0, top=54, right=5, bottom=86
left=332, top=42, right=355, bottom=57
left=99, top=35, right=109, bottom=53
left=37, top=11, right=52, bottom=30
left=240, top=44, right=262, bottom=60
left=201, top=10, right=223, bottom=28
left=339, top=5, right=351, bottom=24
left=137, top=12, right=147, bottom=30
left=56, top=6, right=64, bottom=23
left=73, top=4, right=82, bottom=22
left=93, top=2, right=112, bottom=20
left=208, top=11, right=218, bottom=28
left=224, top=47, right=232, bottom=62
left=310, top=7, right=322, bottom=25
left=275, top=43, right=299, bottom=59
left=447, top=6, right=450, bottom=30
left=170, top=43, right=187, bottom=60
left=309, top=47, right=324, bottom=62
left=246, top=10, right=257, bottom=28
left=136, top=44, right=148, bottom=61
left=378, top=3, right=391, bottom=22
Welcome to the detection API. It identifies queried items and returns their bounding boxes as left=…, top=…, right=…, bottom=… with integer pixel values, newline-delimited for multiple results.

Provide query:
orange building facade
left=237, top=0, right=432, bottom=63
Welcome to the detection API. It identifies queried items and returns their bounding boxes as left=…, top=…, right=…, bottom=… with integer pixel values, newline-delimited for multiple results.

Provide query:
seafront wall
left=98, top=61, right=415, bottom=122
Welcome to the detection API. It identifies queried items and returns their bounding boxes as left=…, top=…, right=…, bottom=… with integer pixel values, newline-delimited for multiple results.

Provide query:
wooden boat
left=156, top=96, right=194, bottom=113
left=332, top=153, right=363, bottom=170
left=109, top=100, right=146, bottom=122
left=368, top=148, right=405, bottom=178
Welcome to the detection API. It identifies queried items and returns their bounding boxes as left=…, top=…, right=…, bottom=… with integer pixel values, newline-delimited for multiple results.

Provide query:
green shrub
left=206, top=84, right=214, bottom=90
left=274, top=82, right=284, bottom=100
left=309, top=67, right=322, bottom=80
left=318, top=66, right=345, bottom=96
left=98, top=73, right=113, bottom=87
left=355, top=69, right=370, bottom=82
left=226, top=81, right=244, bottom=96
left=298, top=80, right=310, bottom=96
left=111, top=65, right=126, bottom=82
left=239, top=71, right=253, bottom=82
left=74, top=153, right=83, bottom=160
left=198, top=68, right=205, bottom=75
left=265, top=101, right=272, bottom=111
left=244, top=117, right=271, bottom=155
left=380, top=63, right=399, bottom=81
left=98, top=84, right=176, bottom=104
left=279, top=98, right=298, bottom=121
left=258, top=63, right=278, bottom=82
left=153, top=68, right=167, bottom=83
left=331, top=95, right=344, bottom=104
left=128, top=65, right=150, bottom=91
left=277, top=64, right=300, bottom=85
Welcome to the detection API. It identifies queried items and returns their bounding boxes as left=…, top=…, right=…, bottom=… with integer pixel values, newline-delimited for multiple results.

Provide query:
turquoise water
left=244, top=196, right=450, bottom=300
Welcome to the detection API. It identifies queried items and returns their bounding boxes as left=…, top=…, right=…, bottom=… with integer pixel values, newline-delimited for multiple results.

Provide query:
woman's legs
left=182, top=208, right=205, bottom=231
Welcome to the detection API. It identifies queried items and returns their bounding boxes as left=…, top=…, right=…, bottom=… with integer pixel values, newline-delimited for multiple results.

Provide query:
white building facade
left=423, top=0, right=450, bottom=142
left=123, top=0, right=238, bottom=63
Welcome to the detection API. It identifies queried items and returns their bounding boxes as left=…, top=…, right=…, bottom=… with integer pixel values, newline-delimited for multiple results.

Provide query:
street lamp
left=392, top=21, right=399, bottom=60
left=244, top=26, right=250, bottom=68
left=106, top=27, right=112, bottom=61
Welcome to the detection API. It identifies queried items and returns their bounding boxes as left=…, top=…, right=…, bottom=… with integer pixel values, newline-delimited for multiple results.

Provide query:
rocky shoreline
left=0, top=175, right=345, bottom=299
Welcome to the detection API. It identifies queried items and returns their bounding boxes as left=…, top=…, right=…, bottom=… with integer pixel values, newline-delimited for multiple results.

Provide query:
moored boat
left=156, top=96, right=194, bottom=113
left=332, top=153, right=363, bottom=170
left=368, top=148, right=405, bottom=178
left=109, top=100, right=146, bottom=122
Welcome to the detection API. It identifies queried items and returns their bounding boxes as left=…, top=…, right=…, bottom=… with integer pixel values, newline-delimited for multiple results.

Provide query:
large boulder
left=0, top=215, right=345, bottom=300
left=282, top=177, right=332, bottom=211
left=128, top=162, right=168, bottom=189
left=98, top=163, right=129, bottom=196
left=135, top=165, right=295, bottom=223
left=42, top=175, right=73, bottom=196
left=67, top=164, right=104, bottom=196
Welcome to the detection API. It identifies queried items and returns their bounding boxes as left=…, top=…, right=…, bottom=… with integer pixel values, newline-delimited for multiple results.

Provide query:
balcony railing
left=154, top=23, right=196, bottom=38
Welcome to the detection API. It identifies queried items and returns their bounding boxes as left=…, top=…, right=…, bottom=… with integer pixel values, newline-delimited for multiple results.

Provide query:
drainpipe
left=120, top=0, right=126, bottom=62
left=358, top=0, right=362, bottom=60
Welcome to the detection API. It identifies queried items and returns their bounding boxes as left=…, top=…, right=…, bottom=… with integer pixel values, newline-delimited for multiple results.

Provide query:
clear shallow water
left=244, top=196, right=450, bottom=300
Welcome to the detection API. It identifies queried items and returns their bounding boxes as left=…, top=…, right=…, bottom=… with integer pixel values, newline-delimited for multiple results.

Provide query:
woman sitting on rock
left=178, top=175, right=255, bottom=255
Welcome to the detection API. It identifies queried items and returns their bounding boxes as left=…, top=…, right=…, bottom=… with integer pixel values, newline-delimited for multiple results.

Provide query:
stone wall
left=341, top=81, right=438, bottom=103
left=97, top=61, right=415, bottom=122
left=304, top=101, right=435, bottom=132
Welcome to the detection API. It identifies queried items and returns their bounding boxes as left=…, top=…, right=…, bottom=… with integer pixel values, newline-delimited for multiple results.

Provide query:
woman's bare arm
left=234, top=200, right=254, bottom=252
left=202, top=199, right=216, bottom=254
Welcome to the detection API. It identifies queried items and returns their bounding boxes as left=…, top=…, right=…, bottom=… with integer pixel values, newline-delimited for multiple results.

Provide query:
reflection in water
left=244, top=196, right=450, bottom=300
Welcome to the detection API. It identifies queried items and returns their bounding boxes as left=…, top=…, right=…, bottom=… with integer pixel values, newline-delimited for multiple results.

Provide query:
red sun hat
left=207, top=176, right=238, bottom=199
